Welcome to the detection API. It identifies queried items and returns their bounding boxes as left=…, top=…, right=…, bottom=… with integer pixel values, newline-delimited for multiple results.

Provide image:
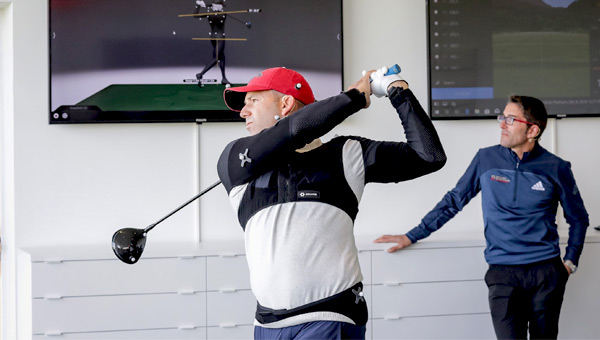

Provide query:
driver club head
left=112, top=228, right=147, bottom=264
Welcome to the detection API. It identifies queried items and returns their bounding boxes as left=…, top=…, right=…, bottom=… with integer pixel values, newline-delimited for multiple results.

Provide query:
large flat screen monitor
left=49, top=0, right=343, bottom=124
left=428, top=0, right=599, bottom=119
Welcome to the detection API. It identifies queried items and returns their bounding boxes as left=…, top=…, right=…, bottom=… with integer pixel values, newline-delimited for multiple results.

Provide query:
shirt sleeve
left=558, top=161, right=589, bottom=265
left=406, top=150, right=482, bottom=243
left=356, top=87, right=447, bottom=184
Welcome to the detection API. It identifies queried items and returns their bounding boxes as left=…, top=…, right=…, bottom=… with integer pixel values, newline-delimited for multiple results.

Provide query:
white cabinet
left=24, top=244, right=245, bottom=340
left=32, top=328, right=207, bottom=340
left=22, top=235, right=600, bottom=339
left=33, top=293, right=206, bottom=334
left=367, top=246, right=493, bottom=339
left=370, top=247, right=488, bottom=283
left=559, top=241, right=600, bottom=339
left=372, top=314, right=495, bottom=339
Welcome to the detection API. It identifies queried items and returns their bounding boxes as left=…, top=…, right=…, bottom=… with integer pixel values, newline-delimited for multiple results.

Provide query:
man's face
left=499, top=102, right=531, bottom=150
left=240, top=91, right=282, bottom=135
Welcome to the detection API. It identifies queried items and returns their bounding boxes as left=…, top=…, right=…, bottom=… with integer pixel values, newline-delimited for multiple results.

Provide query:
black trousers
left=484, top=257, right=569, bottom=340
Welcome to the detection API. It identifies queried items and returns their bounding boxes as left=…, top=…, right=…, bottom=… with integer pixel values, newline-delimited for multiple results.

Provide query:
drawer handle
left=219, top=254, right=238, bottom=258
left=178, top=256, right=196, bottom=260
left=178, top=290, right=195, bottom=295
left=384, top=316, right=401, bottom=321
left=383, top=282, right=401, bottom=286
left=44, top=331, right=63, bottom=336
left=219, top=288, right=238, bottom=293
left=219, top=323, right=238, bottom=328
left=44, top=296, right=63, bottom=300
left=178, top=325, right=196, bottom=330
left=44, top=260, right=63, bottom=264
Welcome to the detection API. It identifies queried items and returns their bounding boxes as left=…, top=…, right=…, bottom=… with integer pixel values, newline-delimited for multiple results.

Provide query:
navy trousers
left=484, top=257, right=569, bottom=339
left=254, top=321, right=366, bottom=340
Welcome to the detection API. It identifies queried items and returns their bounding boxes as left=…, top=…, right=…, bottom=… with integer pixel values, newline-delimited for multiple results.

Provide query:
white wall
left=1, top=1, right=15, bottom=338
left=2, top=0, right=600, bottom=338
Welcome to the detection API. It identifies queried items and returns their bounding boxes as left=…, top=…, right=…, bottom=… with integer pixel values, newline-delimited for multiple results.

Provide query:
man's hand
left=348, top=70, right=374, bottom=109
left=373, top=234, right=413, bottom=253
left=369, top=66, right=406, bottom=97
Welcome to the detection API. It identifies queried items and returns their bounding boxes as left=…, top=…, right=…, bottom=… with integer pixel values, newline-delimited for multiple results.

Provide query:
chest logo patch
left=491, top=175, right=510, bottom=183
left=298, top=190, right=320, bottom=199
left=531, top=181, right=545, bottom=191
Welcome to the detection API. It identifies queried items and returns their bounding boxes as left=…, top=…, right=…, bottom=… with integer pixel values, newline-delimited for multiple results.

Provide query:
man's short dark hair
left=509, top=95, right=548, bottom=139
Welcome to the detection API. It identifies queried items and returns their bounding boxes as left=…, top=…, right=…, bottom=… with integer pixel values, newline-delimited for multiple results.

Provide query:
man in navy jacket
left=375, top=95, right=589, bottom=339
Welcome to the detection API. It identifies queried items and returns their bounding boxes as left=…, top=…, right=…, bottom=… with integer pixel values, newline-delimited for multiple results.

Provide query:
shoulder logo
left=531, top=181, right=545, bottom=191
left=239, top=148, right=252, bottom=167
left=491, top=175, right=510, bottom=183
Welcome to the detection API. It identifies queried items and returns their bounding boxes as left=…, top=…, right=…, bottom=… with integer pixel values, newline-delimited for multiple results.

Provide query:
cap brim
left=223, top=84, right=272, bottom=112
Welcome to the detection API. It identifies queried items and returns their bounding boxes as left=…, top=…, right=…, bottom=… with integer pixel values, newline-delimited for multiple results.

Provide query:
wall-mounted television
left=427, top=0, right=599, bottom=120
left=49, top=0, right=343, bottom=124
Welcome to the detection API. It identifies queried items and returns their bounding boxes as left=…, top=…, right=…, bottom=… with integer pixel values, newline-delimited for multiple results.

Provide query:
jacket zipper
left=513, top=161, right=520, bottom=203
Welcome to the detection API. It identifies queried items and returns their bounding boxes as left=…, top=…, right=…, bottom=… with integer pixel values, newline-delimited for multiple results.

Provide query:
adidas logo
left=531, top=181, right=545, bottom=191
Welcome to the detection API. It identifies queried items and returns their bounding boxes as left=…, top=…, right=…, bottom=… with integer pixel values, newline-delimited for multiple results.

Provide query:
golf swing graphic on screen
left=179, top=0, right=262, bottom=87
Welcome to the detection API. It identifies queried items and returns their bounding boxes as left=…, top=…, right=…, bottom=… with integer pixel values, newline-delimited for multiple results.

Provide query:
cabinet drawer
left=32, top=257, right=206, bottom=297
left=372, top=313, right=495, bottom=339
left=207, top=324, right=254, bottom=340
left=372, top=280, right=488, bottom=318
left=207, top=290, right=256, bottom=327
left=358, top=250, right=371, bottom=284
left=33, top=327, right=207, bottom=339
left=33, top=293, right=206, bottom=334
left=206, top=255, right=250, bottom=291
left=372, top=247, right=487, bottom=283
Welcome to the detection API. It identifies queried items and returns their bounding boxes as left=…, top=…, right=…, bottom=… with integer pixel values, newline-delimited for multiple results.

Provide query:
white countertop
left=21, top=229, right=600, bottom=262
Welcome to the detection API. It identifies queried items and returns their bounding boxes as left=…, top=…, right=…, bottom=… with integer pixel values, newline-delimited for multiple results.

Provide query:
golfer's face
left=240, top=91, right=282, bottom=135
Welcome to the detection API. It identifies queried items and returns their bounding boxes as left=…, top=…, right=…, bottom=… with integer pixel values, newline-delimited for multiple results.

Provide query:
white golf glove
left=196, top=0, right=207, bottom=7
left=364, top=66, right=404, bottom=98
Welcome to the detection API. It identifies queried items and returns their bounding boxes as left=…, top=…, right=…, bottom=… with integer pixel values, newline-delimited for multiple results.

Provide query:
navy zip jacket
left=406, top=144, right=589, bottom=265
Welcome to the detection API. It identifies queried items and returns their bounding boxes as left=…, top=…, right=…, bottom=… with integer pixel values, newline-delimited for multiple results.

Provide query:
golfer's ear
left=280, top=95, right=296, bottom=117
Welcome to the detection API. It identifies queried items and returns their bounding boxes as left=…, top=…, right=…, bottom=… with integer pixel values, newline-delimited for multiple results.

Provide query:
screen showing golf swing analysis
left=428, top=0, right=600, bottom=119
left=49, top=0, right=342, bottom=124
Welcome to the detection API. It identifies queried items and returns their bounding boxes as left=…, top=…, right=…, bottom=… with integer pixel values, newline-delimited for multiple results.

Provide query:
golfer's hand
left=373, top=234, right=413, bottom=253
left=349, top=70, right=374, bottom=109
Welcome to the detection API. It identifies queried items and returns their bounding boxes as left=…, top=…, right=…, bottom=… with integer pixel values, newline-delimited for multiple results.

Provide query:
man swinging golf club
left=216, top=66, right=447, bottom=340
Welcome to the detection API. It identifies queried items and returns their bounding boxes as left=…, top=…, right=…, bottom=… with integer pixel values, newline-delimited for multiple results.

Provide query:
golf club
left=112, top=180, right=222, bottom=264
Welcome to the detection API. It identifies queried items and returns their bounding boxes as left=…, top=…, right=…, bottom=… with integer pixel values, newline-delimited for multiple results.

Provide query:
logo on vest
left=531, top=181, right=545, bottom=191
left=298, top=190, right=320, bottom=199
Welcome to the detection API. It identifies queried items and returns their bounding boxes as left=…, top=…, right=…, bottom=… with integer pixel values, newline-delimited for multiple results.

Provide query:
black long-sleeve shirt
left=217, top=87, right=446, bottom=328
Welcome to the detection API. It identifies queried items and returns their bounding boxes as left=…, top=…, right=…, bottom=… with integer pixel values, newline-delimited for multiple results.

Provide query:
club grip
left=384, top=64, right=401, bottom=76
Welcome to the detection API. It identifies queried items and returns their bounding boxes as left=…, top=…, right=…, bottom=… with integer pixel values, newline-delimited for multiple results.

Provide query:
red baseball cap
left=223, top=67, right=315, bottom=112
